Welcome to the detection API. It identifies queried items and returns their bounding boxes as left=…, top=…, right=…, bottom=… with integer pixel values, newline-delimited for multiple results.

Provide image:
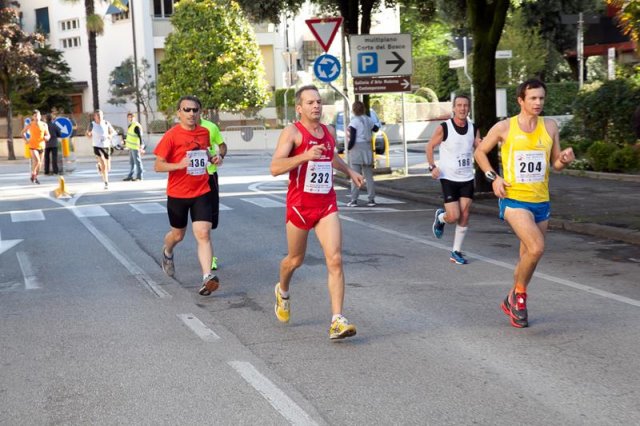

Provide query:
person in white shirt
left=86, top=109, right=116, bottom=190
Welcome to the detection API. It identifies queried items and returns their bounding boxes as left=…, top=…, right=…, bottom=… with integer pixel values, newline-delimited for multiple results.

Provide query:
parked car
left=333, top=109, right=384, bottom=154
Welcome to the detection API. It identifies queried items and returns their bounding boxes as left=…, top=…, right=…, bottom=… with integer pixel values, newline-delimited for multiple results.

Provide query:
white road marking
left=177, top=314, right=220, bottom=341
left=10, top=210, right=45, bottom=222
left=16, top=251, right=40, bottom=290
left=71, top=205, right=109, bottom=217
left=340, top=215, right=640, bottom=308
left=131, top=202, right=166, bottom=214
left=241, top=197, right=285, bottom=208
left=219, top=203, right=232, bottom=211
left=228, top=361, right=318, bottom=426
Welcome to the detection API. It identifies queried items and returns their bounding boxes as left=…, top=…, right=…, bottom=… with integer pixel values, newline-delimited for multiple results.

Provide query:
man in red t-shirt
left=270, top=85, right=365, bottom=340
left=154, top=95, right=220, bottom=296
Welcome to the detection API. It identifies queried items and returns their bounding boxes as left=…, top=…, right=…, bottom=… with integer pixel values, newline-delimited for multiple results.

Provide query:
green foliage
left=413, top=56, right=458, bottom=100
left=157, top=0, right=270, bottom=116
left=587, top=141, right=616, bottom=172
left=234, top=0, right=305, bottom=24
left=148, top=120, right=173, bottom=134
left=608, top=145, right=640, bottom=172
left=573, top=79, right=640, bottom=145
left=108, top=57, right=156, bottom=124
left=504, top=81, right=579, bottom=116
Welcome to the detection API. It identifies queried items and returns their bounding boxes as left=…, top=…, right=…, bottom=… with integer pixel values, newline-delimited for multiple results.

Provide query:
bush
left=587, top=141, right=617, bottom=172
left=608, top=145, right=640, bottom=172
left=148, top=119, right=172, bottom=134
left=559, top=119, right=594, bottom=156
left=504, top=81, right=579, bottom=116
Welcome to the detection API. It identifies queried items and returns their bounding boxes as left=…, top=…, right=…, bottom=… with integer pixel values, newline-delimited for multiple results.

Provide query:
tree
left=157, top=0, right=270, bottom=120
left=15, top=44, right=74, bottom=114
left=607, top=0, right=640, bottom=49
left=0, top=1, right=43, bottom=160
left=108, top=57, right=156, bottom=128
left=64, top=0, right=127, bottom=109
left=235, top=0, right=304, bottom=24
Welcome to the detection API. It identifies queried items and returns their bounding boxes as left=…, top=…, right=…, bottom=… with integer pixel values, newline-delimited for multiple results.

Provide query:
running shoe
left=274, top=283, right=290, bottom=323
left=346, top=200, right=358, bottom=207
left=123, top=177, right=134, bottom=181
left=34, top=178, right=40, bottom=184
left=199, top=272, right=220, bottom=296
left=161, top=246, right=175, bottom=277
left=432, top=208, right=445, bottom=239
left=104, top=182, right=109, bottom=190
left=211, top=256, right=218, bottom=271
left=450, top=251, right=468, bottom=265
left=367, top=200, right=377, bottom=207
left=30, top=176, right=35, bottom=183
left=501, top=289, right=528, bottom=328
left=329, top=315, right=357, bottom=340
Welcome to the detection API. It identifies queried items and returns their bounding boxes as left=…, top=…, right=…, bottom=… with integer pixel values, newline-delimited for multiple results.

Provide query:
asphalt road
left=1, top=153, right=639, bottom=425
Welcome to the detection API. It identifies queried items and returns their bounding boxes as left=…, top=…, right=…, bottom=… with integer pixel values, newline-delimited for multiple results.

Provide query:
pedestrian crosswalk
left=5, top=196, right=405, bottom=222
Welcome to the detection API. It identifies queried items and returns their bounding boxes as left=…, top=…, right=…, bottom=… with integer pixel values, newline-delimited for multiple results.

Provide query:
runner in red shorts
left=270, top=85, right=365, bottom=340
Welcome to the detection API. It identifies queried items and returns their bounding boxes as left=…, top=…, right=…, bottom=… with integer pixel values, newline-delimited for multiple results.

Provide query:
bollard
left=24, top=142, right=31, bottom=159
left=53, top=176, right=72, bottom=199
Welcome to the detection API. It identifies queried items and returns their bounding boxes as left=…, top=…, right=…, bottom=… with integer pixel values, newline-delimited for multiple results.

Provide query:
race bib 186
left=514, top=150, right=546, bottom=183
left=187, top=150, right=208, bottom=176
left=304, top=161, right=332, bottom=194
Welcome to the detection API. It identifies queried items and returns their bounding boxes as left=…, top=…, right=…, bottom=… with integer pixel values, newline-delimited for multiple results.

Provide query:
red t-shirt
left=154, top=124, right=211, bottom=199
left=287, top=122, right=336, bottom=208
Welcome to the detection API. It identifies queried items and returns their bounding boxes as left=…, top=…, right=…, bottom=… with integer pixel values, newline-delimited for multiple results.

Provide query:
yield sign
left=305, top=17, right=343, bottom=52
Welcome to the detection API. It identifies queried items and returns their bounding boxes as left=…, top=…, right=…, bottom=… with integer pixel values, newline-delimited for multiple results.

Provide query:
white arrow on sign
left=0, top=231, right=23, bottom=256
left=401, top=78, right=410, bottom=89
left=55, top=121, right=70, bottom=136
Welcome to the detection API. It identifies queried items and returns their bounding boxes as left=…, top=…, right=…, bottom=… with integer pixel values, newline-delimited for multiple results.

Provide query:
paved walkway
left=337, top=167, right=640, bottom=246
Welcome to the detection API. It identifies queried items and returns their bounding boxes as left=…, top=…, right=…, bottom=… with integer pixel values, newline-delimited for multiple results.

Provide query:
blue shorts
left=498, top=198, right=551, bottom=223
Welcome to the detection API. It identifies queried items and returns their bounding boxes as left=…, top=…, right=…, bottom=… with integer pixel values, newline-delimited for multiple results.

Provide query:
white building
left=17, top=0, right=400, bottom=129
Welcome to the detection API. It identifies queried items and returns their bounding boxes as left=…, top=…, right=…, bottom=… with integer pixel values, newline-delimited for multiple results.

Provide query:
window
left=60, top=18, right=80, bottom=31
left=153, top=0, right=176, bottom=17
left=61, top=37, right=81, bottom=49
left=35, top=7, right=50, bottom=35
left=112, top=10, right=130, bottom=22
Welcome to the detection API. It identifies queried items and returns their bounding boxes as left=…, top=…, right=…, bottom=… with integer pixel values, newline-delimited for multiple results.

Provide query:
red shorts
left=286, top=203, right=338, bottom=230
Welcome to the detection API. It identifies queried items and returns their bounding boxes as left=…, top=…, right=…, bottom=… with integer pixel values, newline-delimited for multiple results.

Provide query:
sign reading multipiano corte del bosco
left=349, top=34, right=413, bottom=77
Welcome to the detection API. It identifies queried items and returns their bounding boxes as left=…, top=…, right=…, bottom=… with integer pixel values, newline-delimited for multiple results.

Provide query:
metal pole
left=130, top=0, right=141, bottom=121
left=463, top=36, right=474, bottom=120
left=341, top=23, right=350, bottom=164
left=578, top=12, right=584, bottom=89
left=401, top=92, right=408, bottom=176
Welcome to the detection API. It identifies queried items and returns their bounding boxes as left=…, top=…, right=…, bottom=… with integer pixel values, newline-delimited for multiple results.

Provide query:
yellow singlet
left=501, top=116, right=553, bottom=203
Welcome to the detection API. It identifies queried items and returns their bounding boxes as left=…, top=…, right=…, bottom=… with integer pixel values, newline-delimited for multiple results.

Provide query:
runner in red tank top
left=270, top=85, right=365, bottom=340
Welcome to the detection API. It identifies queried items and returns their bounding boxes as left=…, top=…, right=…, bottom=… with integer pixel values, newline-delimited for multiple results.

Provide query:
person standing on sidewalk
left=270, top=85, right=364, bottom=340
left=86, top=110, right=116, bottom=190
left=21, top=109, right=50, bottom=184
left=44, top=113, right=61, bottom=176
left=154, top=95, right=220, bottom=296
left=346, top=100, right=379, bottom=207
left=474, top=78, right=575, bottom=328
left=427, top=95, right=481, bottom=264
left=123, top=112, right=145, bottom=182
left=200, top=115, right=227, bottom=271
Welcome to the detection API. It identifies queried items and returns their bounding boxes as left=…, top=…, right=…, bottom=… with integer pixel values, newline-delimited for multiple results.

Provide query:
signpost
left=353, top=75, right=411, bottom=94
left=349, top=34, right=412, bottom=77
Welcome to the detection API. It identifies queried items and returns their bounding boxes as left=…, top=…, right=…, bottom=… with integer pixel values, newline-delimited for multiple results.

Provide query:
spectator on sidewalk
left=346, top=101, right=379, bottom=207
left=123, top=112, right=145, bottom=182
left=44, top=113, right=61, bottom=175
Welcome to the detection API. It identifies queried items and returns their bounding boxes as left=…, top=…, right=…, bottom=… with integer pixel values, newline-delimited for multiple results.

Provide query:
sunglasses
left=181, top=107, right=200, bottom=113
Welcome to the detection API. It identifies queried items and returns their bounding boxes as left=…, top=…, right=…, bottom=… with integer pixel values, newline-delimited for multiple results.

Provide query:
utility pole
left=130, top=0, right=141, bottom=121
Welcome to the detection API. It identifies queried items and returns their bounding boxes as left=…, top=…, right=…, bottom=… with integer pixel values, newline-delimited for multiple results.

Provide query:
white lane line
left=10, top=210, right=45, bottom=222
left=219, top=203, right=232, bottom=211
left=228, top=361, right=318, bottom=426
left=131, top=202, right=166, bottom=214
left=71, top=205, right=109, bottom=217
left=177, top=314, right=220, bottom=341
left=241, top=197, right=285, bottom=208
left=16, top=251, right=40, bottom=290
left=340, top=215, right=640, bottom=308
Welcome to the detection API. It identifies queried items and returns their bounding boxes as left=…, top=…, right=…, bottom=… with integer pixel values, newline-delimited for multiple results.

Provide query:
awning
left=106, top=0, right=129, bottom=15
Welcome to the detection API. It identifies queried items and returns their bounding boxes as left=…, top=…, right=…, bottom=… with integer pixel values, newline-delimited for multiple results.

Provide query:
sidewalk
left=337, top=159, right=640, bottom=246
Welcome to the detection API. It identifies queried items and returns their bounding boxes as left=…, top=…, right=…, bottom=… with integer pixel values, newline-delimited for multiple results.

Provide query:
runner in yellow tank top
left=475, top=79, right=575, bottom=329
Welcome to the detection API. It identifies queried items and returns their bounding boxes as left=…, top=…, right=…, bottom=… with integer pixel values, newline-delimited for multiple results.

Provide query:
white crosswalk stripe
left=131, top=203, right=166, bottom=214
left=240, top=197, right=286, bottom=208
left=10, top=210, right=45, bottom=222
left=71, top=205, right=109, bottom=217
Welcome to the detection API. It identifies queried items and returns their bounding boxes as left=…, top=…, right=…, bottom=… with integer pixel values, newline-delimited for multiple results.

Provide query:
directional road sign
left=313, top=54, right=341, bottom=83
left=353, top=75, right=411, bottom=94
left=305, top=17, right=342, bottom=52
left=349, top=33, right=412, bottom=77
left=23, top=117, right=31, bottom=141
left=54, top=117, right=73, bottom=138
left=448, top=59, right=465, bottom=69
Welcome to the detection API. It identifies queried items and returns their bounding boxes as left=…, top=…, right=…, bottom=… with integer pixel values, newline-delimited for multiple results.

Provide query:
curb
left=335, top=176, right=640, bottom=246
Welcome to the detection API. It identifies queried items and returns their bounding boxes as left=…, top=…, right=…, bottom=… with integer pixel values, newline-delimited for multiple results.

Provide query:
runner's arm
left=475, top=120, right=510, bottom=198
left=270, top=125, right=319, bottom=176
left=43, top=124, right=51, bottom=141
left=154, top=155, right=188, bottom=172
left=426, top=124, right=444, bottom=179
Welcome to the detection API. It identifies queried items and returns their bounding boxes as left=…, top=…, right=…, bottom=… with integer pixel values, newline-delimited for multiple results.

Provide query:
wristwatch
left=428, top=164, right=436, bottom=172
left=485, top=170, right=497, bottom=182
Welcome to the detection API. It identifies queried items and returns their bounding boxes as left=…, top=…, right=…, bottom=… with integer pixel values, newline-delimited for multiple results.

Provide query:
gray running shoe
left=161, top=246, right=175, bottom=277
left=199, top=272, right=220, bottom=296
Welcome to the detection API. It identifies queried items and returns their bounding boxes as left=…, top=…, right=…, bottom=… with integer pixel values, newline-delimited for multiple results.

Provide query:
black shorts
left=166, top=191, right=213, bottom=229
left=93, top=147, right=110, bottom=159
left=440, top=178, right=474, bottom=203
left=208, top=172, right=220, bottom=229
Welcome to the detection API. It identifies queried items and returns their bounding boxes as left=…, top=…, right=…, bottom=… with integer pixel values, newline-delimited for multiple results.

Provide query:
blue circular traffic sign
left=23, top=117, right=32, bottom=140
left=313, top=54, right=341, bottom=83
left=54, top=117, right=74, bottom=138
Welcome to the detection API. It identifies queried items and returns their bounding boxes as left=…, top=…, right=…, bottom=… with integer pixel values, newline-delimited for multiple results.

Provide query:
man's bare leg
left=314, top=212, right=344, bottom=316
left=504, top=208, right=548, bottom=292
left=278, top=221, right=309, bottom=293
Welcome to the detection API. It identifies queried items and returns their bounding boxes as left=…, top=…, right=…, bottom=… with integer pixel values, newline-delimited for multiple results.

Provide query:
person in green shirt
left=200, top=116, right=227, bottom=270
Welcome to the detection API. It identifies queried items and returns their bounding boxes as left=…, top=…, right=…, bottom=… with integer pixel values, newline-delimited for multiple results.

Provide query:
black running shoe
left=501, top=289, right=528, bottom=328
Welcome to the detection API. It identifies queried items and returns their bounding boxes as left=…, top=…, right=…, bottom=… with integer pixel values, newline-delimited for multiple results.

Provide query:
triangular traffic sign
left=305, top=17, right=343, bottom=52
